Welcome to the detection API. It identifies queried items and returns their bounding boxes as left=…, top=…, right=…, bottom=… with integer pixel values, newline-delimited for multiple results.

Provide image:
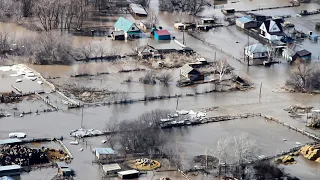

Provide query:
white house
left=259, top=20, right=285, bottom=41
left=245, top=43, right=269, bottom=59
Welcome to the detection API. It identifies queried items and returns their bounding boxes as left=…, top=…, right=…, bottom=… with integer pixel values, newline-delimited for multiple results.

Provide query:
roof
left=114, top=17, right=134, bottom=32
left=0, top=165, right=22, bottom=172
left=56, top=162, right=69, bottom=169
left=118, top=170, right=139, bottom=175
left=0, top=139, right=22, bottom=145
left=112, top=30, right=125, bottom=36
left=237, top=16, right=254, bottom=24
left=129, top=3, right=147, bottom=15
left=102, top=163, right=121, bottom=172
left=201, top=17, right=215, bottom=21
left=0, top=176, right=14, bottom=180
left=245, top=43, right=268, bottom=53
left=95, top=148, right=115, bottom=155
left=154, top=30, right=171, bottom=36
left=310, top=34, right=319, bottom=38
left=262, top=20, right=283, bottom=34
left=295, top=49, right=311, bottom=57
left=181, top=64, right=194, bottom=74
left=61, top=168, right=72, bottom=172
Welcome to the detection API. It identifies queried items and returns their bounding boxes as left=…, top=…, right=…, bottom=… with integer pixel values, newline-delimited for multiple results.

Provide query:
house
left=260, top=19, right=286, bottom=41
left=245, top=43, right=269, bottom=59
left=118, top=170, right=139, bottom=179
left=0, top=165, right=22, bottom=177
left=188, top=58, right=209, bottom=68
left=102, top=163, right=121, bottom=176
left=138, top=45, right=161, bottom=59
left=292, top=49, right=312, bottom=63
left=174, top=22, right=196, bottom=30
left=154, top=30, right=171, bottom=40
left=95, top=148, right=116, bottom=160
left=129, top=3, right=148, bottom=16
left=114, top=17, right=141, bottom=39
left=111, top=30, right=125, bottom=40
left=180, top=64, right=204, bottom=81
left=236, top=17, right=258, bottom=29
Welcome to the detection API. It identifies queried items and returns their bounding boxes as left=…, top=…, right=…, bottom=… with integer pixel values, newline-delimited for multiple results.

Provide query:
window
left=132, top=27, right=135, bottom=30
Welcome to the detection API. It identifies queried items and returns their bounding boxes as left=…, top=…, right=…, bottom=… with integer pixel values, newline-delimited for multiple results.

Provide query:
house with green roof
left=114, top=17, right=141, bottom=39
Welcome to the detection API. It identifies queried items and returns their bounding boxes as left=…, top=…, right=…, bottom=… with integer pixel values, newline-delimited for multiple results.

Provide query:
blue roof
left=0, top=176, right=14, bottom=180
left=95, top=148, right=115, bottom=155
left=310, top=34, right=319, bottom=38
left=0, top=139, right=22, bottom=145
left=237, top=16, right=255, bottom=23
left=0, top=165, right=22, bottom=172
left=114, top=17, right=134, bottom=33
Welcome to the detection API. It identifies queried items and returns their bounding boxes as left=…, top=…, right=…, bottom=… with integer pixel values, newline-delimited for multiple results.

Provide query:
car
left=9, top=132, right=27, bottom=138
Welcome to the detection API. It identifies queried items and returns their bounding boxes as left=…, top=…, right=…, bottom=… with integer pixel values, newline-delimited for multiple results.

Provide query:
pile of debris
left=193, top=155, right=219, bottom=168
left=300, top=145, right=320, bottom=163
left=70, top=128, right=104, bottom=138
left=0, top=91, right=21, bottom=103
left=275, top=155, right=297, bottom=164
left=0, top=145, right=49, bottom=166
left=284, top=105, right=313, bottom=118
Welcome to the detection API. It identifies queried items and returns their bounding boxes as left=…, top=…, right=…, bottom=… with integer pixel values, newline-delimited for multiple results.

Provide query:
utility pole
left=259, top=82, right=262, bottom=99
left=247, top=31, right=250, bottom=66
left=182, top=29, right=185, bottom=45
left=81, top=107, right=84, bottom=128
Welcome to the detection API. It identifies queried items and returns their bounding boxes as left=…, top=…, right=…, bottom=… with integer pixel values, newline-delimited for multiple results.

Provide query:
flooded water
left=1, top=0, right=320, bottom=179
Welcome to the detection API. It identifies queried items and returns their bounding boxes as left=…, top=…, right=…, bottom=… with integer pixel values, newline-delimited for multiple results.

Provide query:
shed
left=0, top=138, right=22, bottom=145
left=292, top=49, right=312, bottom=62
left=102, top=163, right=121, bottom=175
left=236, top=17, right=258, bottom=29
left=200, top=18, right=215, bottom=25
left=0, top=165, right=22, bottom=177
left=180, top=64, right=204, bottom=81
left=95, top=148, right=116, bottom=160
left=154, top=30, right=171, bottom=40
left=129, top=3, right=148, bottom=16
left=310, top=34, right=319, bottom=41
left=118, top=170, right=139, bottom=179
left=245, top=43, right=268, bottom=59
left=111, top=30, right=125, bottom=41
left=114, top=17, right=141, bottom=39
left=57, top=162, right=74, bottom=177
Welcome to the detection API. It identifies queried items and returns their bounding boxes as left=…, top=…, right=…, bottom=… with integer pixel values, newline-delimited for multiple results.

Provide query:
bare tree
left=0, top=32, right=14, bottom=57
left=131, top=41, right=140, bottom=55
left=109, top=46, right=122, bottom=57
left=159, top=72, right=172, bottom=86
left=79, top=44, right=93, bottom=61
left=134, top=0, right=150, bottom=8
left=215, top=58, right=229, bottom=82
left=98, top=46, right=107, bottom=60
left=105, top=117, right=119, bottom=149
left=159, top=0, right=209, bottom=15
left=286, top=62, right=313, bottom=92
left=146, top=11, right=158, bottom=27
left=141, top=71, right=156, bottom=84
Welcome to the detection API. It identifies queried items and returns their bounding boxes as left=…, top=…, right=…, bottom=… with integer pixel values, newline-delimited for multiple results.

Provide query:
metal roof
left=112, top=30, right=125, bottom=36
left=95, top=148, right=115, bottom=155
left=102, top=163, right=121, bottom=172
left=118, top=169, right=139, bottom=175
left=114, top=17, right=135, bottom=33
left=237, top=16, right=254, bottom=24
left=129, top=3, right=148, bottom=15
left=56, top=162, right=69, bottom=169
left=0, top=176, right=14, bottom=180
left=245, top=43, right=268, bottom=53
left=0, top=165, right=22, bottom=172
left=154, top=30, right=171, bottom=36
left=0, top=138, right=22, bottom=145
left=295, top=49, right=311, bottom=57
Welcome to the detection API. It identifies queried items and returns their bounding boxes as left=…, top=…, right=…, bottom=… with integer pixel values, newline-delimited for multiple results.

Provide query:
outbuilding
left=111, top=30, right=125, bottom=41
left=0, top=165, right=22, bottom=177
left=236, top=17, right=258, bottom=29
left=129, top=3, right=148, bottom=16
left=154, top=30, right=171, bottom=40
left=292, top=49, right=312, bottom=63
left=118, top=170, right=139, bottom=179
left=95, top=148, right=116, bottom=160
left=102, top=163, right=121, bottom=176
left=180, top=64, right=204, bottom=81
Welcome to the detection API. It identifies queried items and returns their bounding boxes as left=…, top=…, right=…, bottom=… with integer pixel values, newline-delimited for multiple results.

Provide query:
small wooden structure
left=102, top=163, right=121, bottom=176
left=236, top=17, right=258, bottom=29
left=111, top=30, right=125, bottom=40
left=95, top=148, right=116, bottom=160
left=118, top=170, right=139, bottom=179
left=180, top=64, right=204, bottom=81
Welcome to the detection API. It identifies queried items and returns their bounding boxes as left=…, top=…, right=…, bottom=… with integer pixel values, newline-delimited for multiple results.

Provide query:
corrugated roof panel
left=237, top=16, right=254, bottom=24
left=0, top=165, right=22, bottom=171
left=129, top=3, right=148, bottom=15
left=0, top=138, right=22, bottom=145
left=155, top=30, right=171, bottom=36
left=114, top=17, right=134, bottom=33
left=95, top=148, right=116, bottom=155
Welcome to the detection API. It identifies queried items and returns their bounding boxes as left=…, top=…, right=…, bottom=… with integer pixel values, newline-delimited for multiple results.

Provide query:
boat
left=70, top=141, right=79, bottom=145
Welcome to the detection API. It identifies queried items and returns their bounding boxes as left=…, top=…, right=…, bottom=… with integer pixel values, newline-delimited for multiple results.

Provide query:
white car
left=9, top=132, right=27, bottom=138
